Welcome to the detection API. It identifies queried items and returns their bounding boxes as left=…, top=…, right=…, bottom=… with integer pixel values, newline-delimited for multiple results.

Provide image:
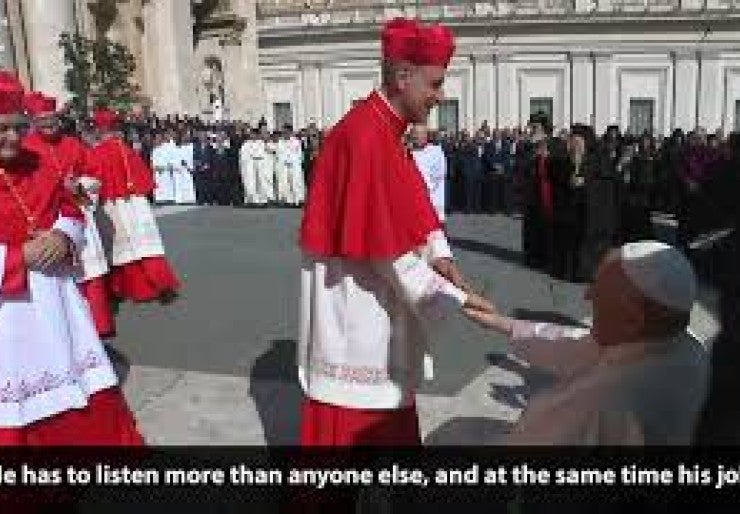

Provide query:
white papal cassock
left=505, top=320, right=708, bottom=445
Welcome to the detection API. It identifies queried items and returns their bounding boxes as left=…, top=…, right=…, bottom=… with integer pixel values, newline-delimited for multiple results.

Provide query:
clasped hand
left=432, top=257, right=498, bottom=323
left=23, top=230, right=72, bottom=271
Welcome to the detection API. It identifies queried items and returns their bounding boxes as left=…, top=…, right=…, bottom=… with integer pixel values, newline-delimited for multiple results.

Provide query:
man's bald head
left=587, top=242, right=696, bottom=346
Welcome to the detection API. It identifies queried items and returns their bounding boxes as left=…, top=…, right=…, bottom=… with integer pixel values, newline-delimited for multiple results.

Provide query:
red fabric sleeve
left=59, top=187, right=85, bottom=223
left=80, top=145, right=101, bottom=179
left=1, top=244, right=28, bottom=295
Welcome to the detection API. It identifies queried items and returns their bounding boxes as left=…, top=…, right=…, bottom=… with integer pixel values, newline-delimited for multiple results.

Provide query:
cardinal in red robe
left=0, top=71, right=143, bottom=446
left=298, top=18, right=492, bottom=448
left=23, top=91, right=116, bottom=338
left=87, top=107, right=181, bottom=303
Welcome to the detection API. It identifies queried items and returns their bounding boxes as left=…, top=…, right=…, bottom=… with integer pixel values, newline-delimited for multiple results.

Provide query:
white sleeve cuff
left=53, top=217, right=85, bottom=250
left=441, top=280, right=468, bottom=307
left=427, top=230, right=453, bottom=261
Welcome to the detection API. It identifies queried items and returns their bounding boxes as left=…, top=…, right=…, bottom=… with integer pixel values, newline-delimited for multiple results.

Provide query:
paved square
left=112, top=207, right=718, bottom=445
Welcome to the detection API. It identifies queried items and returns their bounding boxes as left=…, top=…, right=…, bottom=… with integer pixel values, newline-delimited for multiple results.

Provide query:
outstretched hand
left=432, top=258, right=474, bottom=293
left=463, top=291, right=495, bottom=316
left=463, top=298, right=513, bottom=335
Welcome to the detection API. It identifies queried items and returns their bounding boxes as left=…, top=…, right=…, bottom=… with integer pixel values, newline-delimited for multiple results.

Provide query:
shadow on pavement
left=449, top=237, right=522, bottom=265
left=104, top=343, right=131, bottom=385
left=249, top=339, right=303, bottom=446
left=512, top=308, right=589, bottom=328
left=424, top=417, right=513, bottom=445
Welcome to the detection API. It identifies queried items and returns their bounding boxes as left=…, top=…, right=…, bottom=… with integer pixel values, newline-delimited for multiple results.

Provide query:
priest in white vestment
left=174, top=136, right=197, bottom=205
left=151, top=134, right=175, bottom=204
left=262, top=133, right=278, bottom=204
left=239, top=133, right=259, bottom=205
left=467, top=241, right=709, bottom=445
left=412, top=124, right=447, bottom=223
left=275, top=134, right=291, bottom=205
left=252, top=131, right=273, bottom=205
left=285, top=132, right=306, bottom=206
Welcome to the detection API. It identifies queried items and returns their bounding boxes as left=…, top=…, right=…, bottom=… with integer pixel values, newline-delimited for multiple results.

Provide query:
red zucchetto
left=23, top=91, right=57, bottom=117
left=0, top=71, right=24, bottom=115
left=381, top=17, right=455, bottom=68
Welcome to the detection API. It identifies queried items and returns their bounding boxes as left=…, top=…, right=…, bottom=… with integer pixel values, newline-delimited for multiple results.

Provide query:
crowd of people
left=407, top=116, right=738, bottom=285
left=93, top=104, right=737, bottom=289
left=66, top=115, right=323, bottom=209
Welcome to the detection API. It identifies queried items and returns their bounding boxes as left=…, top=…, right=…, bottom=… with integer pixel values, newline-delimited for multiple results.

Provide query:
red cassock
left=0, top=148, right=143, bottom=446
left=298, top=91, right=441, bottom=447
left=24, top=132, right=117, bottom=338
left=297, top=17, right=455, bottom=448
left=88, top=136, right=181, bottom=303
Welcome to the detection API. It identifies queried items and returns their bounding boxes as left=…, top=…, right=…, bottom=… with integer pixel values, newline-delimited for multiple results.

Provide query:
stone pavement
left=112, top=206, right=720, bottom=445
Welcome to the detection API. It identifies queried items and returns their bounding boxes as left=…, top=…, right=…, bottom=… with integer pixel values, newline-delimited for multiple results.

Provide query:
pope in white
left=467, top=241, right=709, bottom=445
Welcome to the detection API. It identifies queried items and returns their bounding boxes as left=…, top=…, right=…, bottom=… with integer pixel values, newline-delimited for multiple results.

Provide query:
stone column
left=673, top=51, right=699, bottom=132
left=221, top=0, right=263, bottom=122
left=472, top=54, right=495, bottom=129
left=496, top=53, right=516, bottom=129
left=593, top=52, right=614, bottom=135
left=319, top=64, right=335, bottom=128
left=301, top=63, right=321, bottom=127
left=221, top=39, right=240, bottom=121
left=697, top=51, right=723, bottom=132
left=21, top=0, right=76, bottom=100
left=142, top=0, right=197, bottom=115
left=570, top=52, right=594, bottom=126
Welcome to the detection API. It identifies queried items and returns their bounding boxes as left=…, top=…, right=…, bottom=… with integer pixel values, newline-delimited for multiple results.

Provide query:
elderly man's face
left=0, top=114, right=25, bottom=162
left=398, top=64, right=446, bottom=124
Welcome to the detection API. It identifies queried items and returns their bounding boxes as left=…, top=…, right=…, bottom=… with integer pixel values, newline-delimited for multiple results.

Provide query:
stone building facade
left=2, top=0, right=740, bottom=135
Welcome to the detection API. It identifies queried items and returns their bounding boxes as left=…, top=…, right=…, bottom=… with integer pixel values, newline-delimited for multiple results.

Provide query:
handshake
left=433, top=258, right=514, bottom=335
left=23, top=230, right=74, bottom=271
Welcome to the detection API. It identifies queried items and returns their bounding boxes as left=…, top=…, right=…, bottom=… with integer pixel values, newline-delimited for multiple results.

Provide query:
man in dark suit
left=482, top=129, right=510, bottom=214
left=456, top=130, right=485, bottom=214
left=192, top=130, right=212, bottom=205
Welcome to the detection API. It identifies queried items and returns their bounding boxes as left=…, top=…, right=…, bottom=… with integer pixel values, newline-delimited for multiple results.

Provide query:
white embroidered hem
left=0, top=366, right=118, bottom=428
left=298, top=366, right=415, bottom=411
